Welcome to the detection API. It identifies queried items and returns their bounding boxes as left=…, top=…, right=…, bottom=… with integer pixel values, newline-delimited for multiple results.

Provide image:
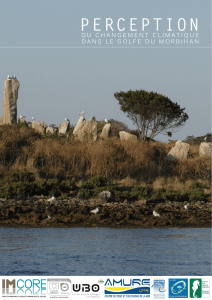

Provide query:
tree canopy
left=114, top=89, right=189, bottom=140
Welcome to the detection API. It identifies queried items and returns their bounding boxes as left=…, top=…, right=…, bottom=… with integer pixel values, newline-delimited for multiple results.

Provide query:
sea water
left=0, top=227, right=211, bottom=276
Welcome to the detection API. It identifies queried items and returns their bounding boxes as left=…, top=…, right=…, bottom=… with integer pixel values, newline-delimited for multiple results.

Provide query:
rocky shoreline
left=0, top=195, right=211, bottom=228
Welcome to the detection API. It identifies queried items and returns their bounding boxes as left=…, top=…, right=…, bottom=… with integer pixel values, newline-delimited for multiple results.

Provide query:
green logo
left=190, top=279, right=202, bottom=298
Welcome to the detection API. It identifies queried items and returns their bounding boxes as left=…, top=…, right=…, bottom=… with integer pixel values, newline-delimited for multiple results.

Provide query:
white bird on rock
left=105, top=119, right=108, bottom=123
left=20, top=115, right=27, bottom=119
left=91, top=208, right=99, bottom=214
left=184, top=205, right=189, bottom=210
left=79, top=111, right=84, bottom=116
left=47, top=196, right=56, bottom=202
left=7, top=75, right=10, bottom=79
left=65, top=118, right=69, bottom=122
left=32, top=117, right=35, bottom=121
left=153, top=211, right=161, bottom=217
left=47, top=215, right=52, bottom=220
left=13, top=75, right=16, bottom=78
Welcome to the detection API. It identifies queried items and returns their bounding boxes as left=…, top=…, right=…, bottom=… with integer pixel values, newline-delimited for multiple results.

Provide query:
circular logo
left=98, top=279, right=104, bottom=284
left=61, top=283, right=69, bottom=291
left=52, top=283, right=57, bottom=289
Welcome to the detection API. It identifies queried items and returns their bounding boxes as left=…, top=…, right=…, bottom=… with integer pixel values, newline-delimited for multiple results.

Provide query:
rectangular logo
left=190, top=279, right=210, bottom=298
left=169, top=278, right=188, bottom=298
left=104, top=278, right=150, bottom=295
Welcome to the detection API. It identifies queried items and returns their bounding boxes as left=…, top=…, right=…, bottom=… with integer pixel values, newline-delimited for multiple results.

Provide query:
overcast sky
left=0, top=0, right=210, bottom=142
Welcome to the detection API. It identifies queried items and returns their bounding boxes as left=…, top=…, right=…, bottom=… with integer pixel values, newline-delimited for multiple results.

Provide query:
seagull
left=79, top=111, right=84, bottom=116
left=47, top=196, right=56, bottom=202
left=47, top=215, right=52, bottom=220
left=13, top=75, right=16, bottom=78
left=184, top=205, right=189, bottom=210
left=7, top=75, right=10, bottom=79
left=32, top=117, right=35, bottom=121
left=91, top=208, right=99, bottom=214
left=20, top=115, right=27, bottom=119
left=105, top=119, right=108, bottom=123
left=153, top=211, right=161, bottom=217
left=65, top=118, right=69, bottom=122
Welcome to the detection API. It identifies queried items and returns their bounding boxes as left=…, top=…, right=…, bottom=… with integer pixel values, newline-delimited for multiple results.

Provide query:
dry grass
left=0, top=123, right=210, bottom=189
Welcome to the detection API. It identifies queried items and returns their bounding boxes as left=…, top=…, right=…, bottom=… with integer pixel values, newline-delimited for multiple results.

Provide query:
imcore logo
left=2, top=279, right=46, bottom=295
left=2, top=279, right=16, bottom=295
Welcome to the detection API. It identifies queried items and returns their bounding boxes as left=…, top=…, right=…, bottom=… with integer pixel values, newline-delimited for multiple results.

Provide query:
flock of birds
left=19, top=112, right=109, bottom=125
left=7, top=75, right=16, bottom=79
left=45, top=195, right=190, bottom=221
left=45, top=196, right=100, bottom=220
left=153, top=204, right=189, bottom=218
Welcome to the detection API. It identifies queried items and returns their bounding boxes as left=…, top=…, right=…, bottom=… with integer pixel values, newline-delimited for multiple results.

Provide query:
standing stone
left=119, top=131, right=137, bottom=142
left=46, top=126, right=57, bottom=134
left=100, top=123, right=112, bottom=138
left=31, top=121, right=46, bottom=134
left=58, top=121, right=70, bottom=134
left=20, top=117, right=26, bottom=123
left=83, top=116, right=98, bottom=141
left=0, top=77, right=20, bottom=125
left=199, top=142, right=212, bottom=158
left=73, top=116, right=97, bottom=141
left=73, top=116, right=86, bottom=138
left=166, top=140, right=190, bottom=161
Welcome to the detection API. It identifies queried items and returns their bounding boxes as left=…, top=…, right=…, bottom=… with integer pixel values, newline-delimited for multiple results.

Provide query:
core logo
left=104, top=278, right=150, bottom=295
left=2, top=279, right=46, bottom=296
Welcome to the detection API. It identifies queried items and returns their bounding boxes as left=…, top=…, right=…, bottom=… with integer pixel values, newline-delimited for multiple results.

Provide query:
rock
left=39, top=121, right=47, bottom=128
left=73, top=116, right=86, bottom=136
left=204, top=189, right=211, bottom=195
left=100, top=123, right=112, bottom=138
left=199, top=142, right=212, bottom=158
left=187, top=216, right=199, bottom=225
left=98, top=191, right=113, bottom=202
left=20, top=117, right=26, bottom=123
left=46, top=126, right=57, bottom=134
left=73, top=116, right=98, bottom=141
left=77, top=191, right=84, bottom=200
left=31, top=121, right=46, bottom=134
left=59, top=121, right=70, bottom=134
left=119, top=131, right=137, bottom=142
left=166, top=140, right=190, bottom=161
left=0, top=77, right=20, bottom=125
left=136, top=199, right=146, bottom=205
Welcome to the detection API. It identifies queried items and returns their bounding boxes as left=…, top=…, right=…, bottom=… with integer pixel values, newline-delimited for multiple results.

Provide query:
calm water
left=0, top=227, right=211, bottom=276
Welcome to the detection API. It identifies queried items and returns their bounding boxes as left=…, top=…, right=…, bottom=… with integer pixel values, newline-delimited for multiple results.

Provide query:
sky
left=0, top=0, right=210, bottom=142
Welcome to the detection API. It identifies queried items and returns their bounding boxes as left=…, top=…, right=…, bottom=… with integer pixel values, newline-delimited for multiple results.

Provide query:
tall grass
left=0, top=123, right=210, bottom=188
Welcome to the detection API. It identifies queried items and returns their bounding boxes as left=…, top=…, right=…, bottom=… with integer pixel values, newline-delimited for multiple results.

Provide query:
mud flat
left=0, top=196, right=211, bottom=228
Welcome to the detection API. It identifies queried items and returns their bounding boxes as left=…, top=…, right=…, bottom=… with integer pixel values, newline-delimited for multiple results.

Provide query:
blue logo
left=152, top=279, right=166, bottom=293
left=169, top=278, right=188, bottom=298
left=104, top=278, right=150, bottom=295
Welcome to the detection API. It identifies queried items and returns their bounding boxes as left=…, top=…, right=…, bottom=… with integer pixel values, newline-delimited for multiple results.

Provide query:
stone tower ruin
left=0, top=76, right=20, bottom=125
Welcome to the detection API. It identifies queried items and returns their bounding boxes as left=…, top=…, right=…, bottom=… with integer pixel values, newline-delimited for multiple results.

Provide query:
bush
left=130, top=185, right=149, bottom=199
left=0, top=170, right=77, bottom=199
left=80, top=175, right=117, bottom=199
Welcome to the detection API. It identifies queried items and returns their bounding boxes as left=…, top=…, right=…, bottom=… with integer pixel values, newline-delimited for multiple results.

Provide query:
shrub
left=130, top=185, right=150, bottom=199
left=0, top=170, right=77, bottom=199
